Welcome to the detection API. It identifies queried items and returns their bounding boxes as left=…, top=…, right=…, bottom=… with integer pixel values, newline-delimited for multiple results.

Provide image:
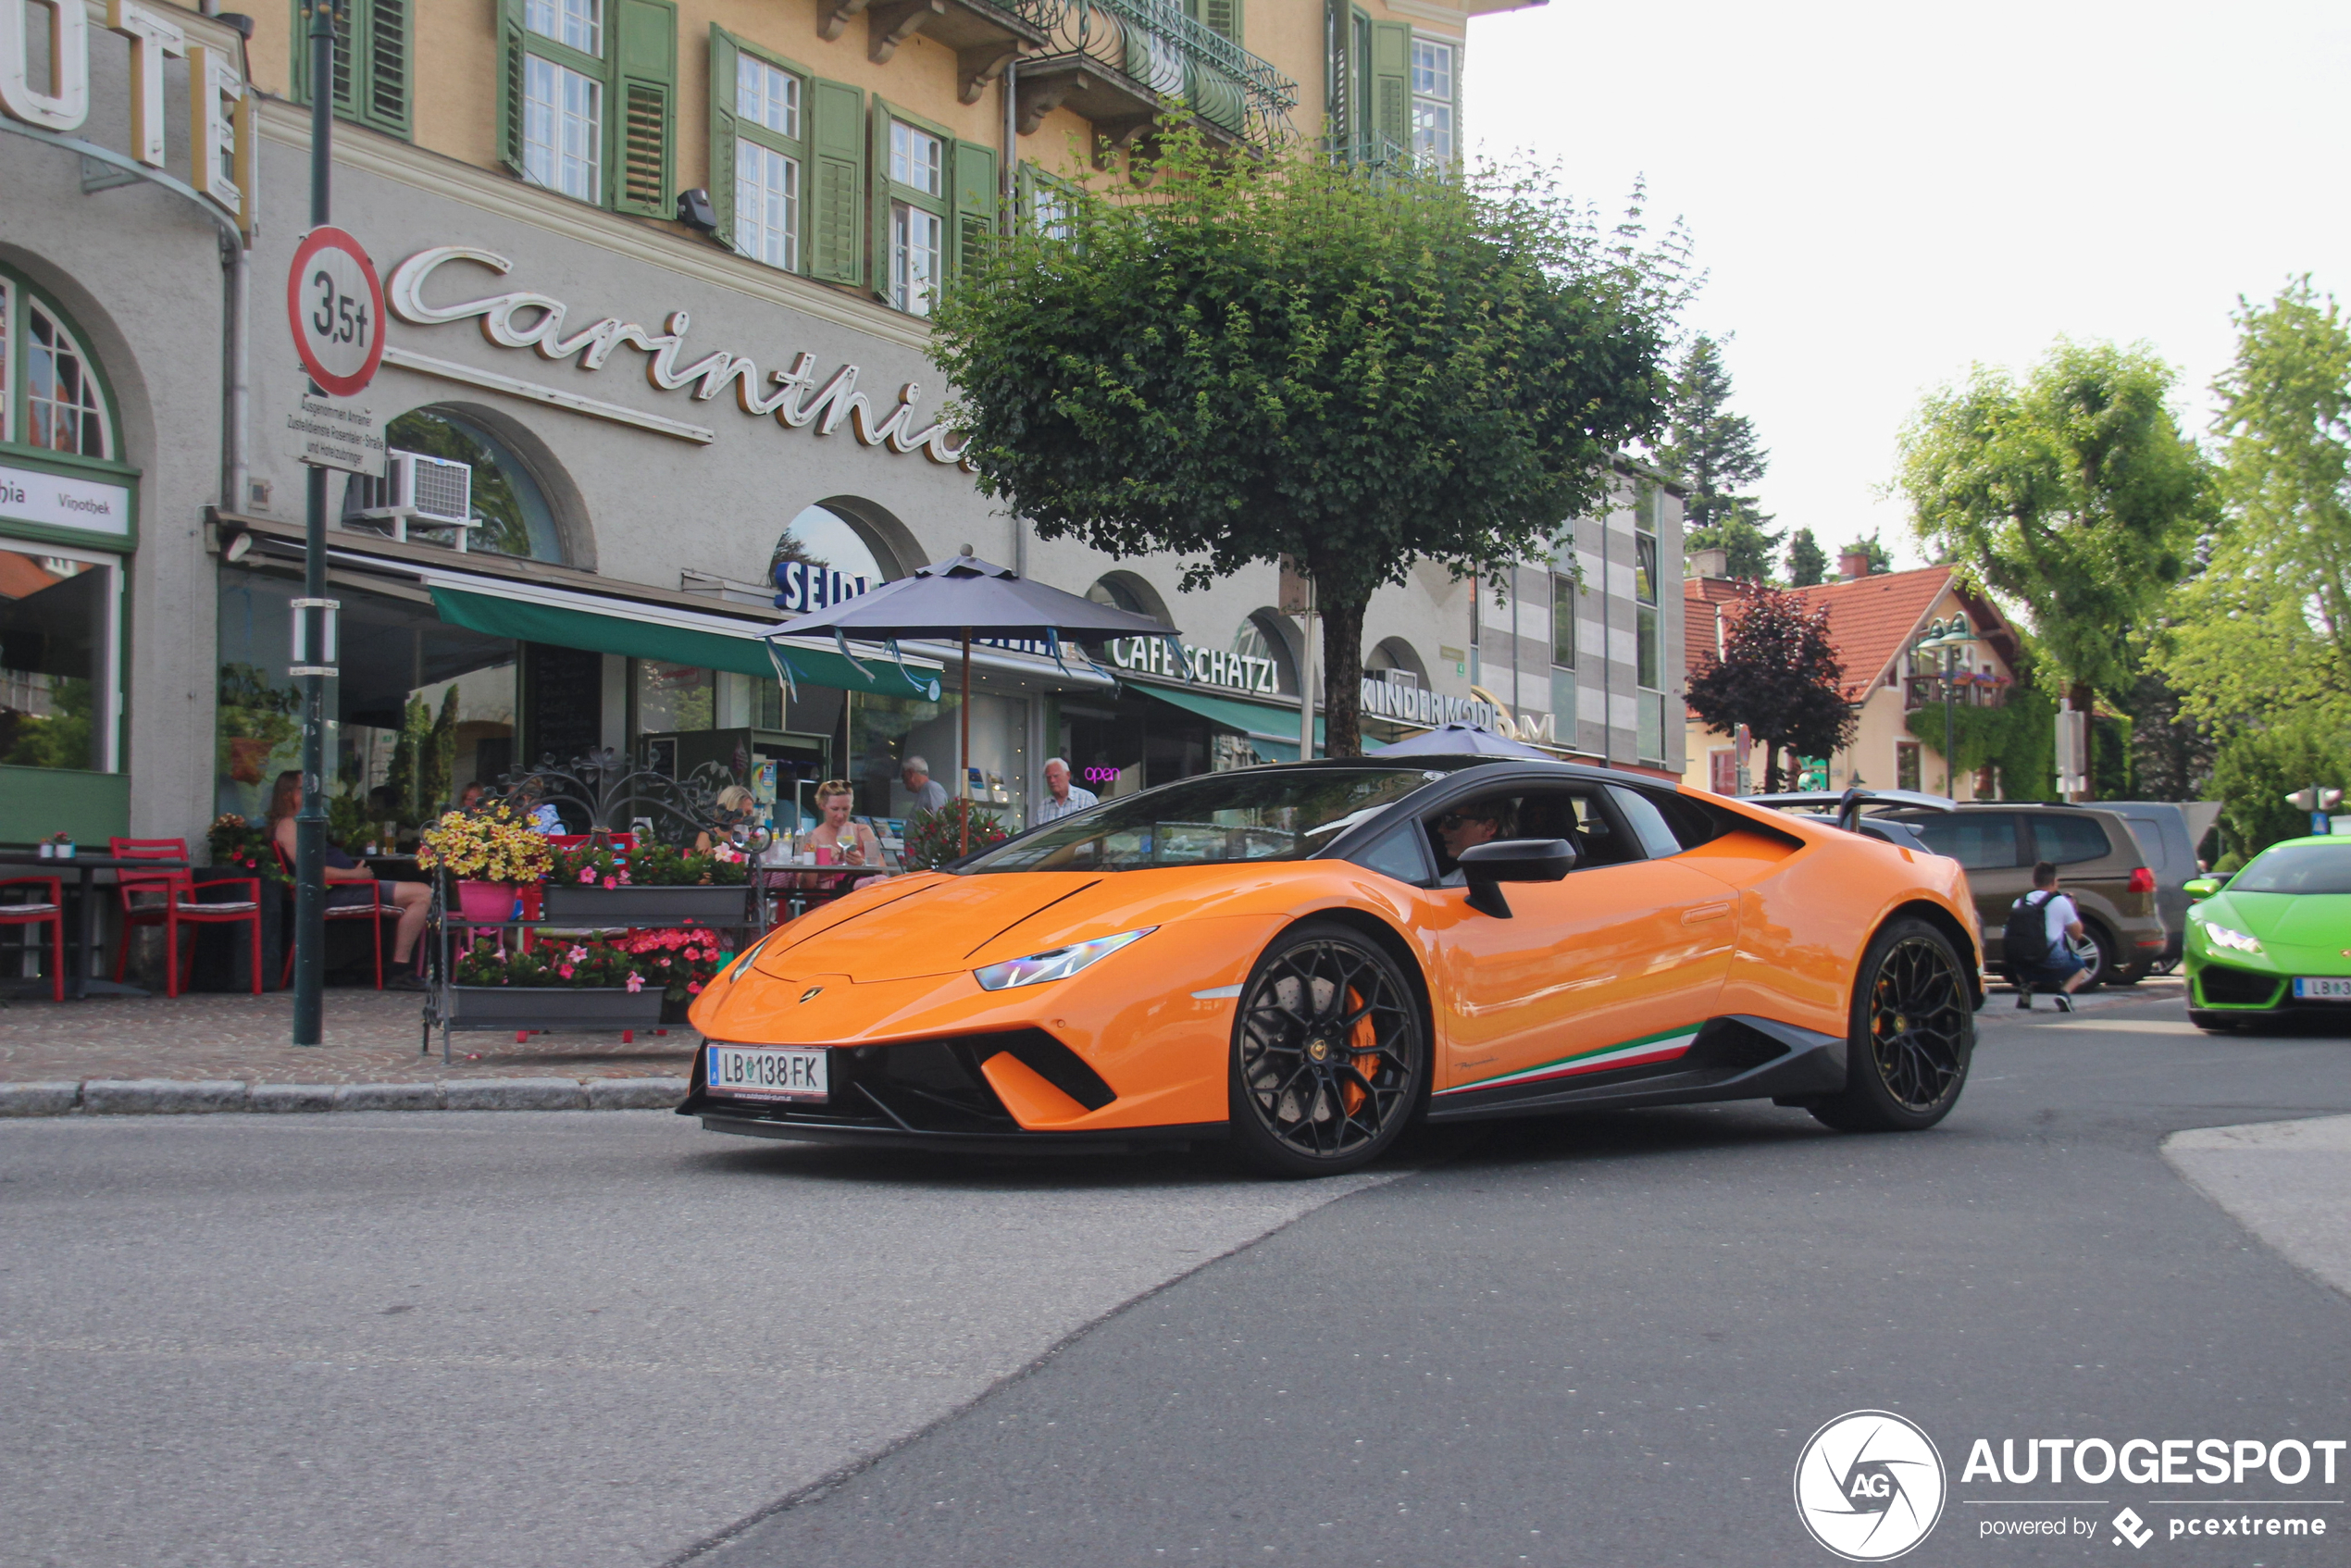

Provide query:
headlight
left=2200, top=920, right=2263, bottom=955
left=975, top=927, right=1155, bottom=990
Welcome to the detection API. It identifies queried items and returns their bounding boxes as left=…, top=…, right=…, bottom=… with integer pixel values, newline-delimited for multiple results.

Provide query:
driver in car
left=1434, top=801, right=1511, bottom=884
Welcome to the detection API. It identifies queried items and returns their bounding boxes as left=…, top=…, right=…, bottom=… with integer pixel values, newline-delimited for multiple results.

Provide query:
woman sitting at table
left=806, top=778, right=889, bottom=884
left=267, top=771, right=432, bottom=987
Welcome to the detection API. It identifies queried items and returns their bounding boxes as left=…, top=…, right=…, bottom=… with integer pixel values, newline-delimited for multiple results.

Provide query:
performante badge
left=1793, top=1410, right=1946, bottom=1561
left=800, top=986, right=824, bottom=1004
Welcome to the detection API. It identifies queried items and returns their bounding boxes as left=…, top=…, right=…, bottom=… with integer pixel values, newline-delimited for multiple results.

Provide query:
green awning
left=430, top=586, right=939, bottom=696
left=1130, top=681, right=1325, bottom=760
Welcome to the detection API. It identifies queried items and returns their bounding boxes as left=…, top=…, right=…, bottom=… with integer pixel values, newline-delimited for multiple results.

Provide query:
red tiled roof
left=1684, top=566, right=1996, bottom=709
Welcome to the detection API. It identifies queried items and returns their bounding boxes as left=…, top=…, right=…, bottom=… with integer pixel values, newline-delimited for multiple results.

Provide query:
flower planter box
left=445, top=984, right=666, bottom=1029
left=538, top=884, right=750, bottom=926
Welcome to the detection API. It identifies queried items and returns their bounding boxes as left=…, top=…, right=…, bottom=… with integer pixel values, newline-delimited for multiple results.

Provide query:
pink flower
left=682, top=946, right=701, bottom=961
left=656, top=956, right=670, bottom=967
left=558, top=964, right=575, bottom=978
left=603, top=875, right=619, bottom=890
left=578, top=867, right=595, bottom=884
left=624, top=972, right=644, bottom=992
left=566, top=945, right=589, bottom=963
left=687, top=980, right=703, bottom=994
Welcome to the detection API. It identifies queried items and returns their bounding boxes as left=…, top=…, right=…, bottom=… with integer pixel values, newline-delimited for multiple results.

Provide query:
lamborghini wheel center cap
left=1306, top=1038, right=1330, bottom=1062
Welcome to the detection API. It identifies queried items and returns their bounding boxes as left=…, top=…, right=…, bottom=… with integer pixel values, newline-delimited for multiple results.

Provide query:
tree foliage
left=1837, top=535, right=1892, bottom=576
left=2210, top=715, right=2349, bottom=864
left=928, top=132, right=1689, bottom=754
left=1657, top=333, right=1776, bottom=577
left=1895, top=341, right=2214, bottom=727
left=1685, top=583, right=1858, bottom=792
left=2158, top=278, right=2351, bottom=739
left=1784, top=528, right=1827, bottom=587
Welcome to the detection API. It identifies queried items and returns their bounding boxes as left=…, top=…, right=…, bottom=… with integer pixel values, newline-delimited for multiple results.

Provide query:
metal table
left=0, top=852, right=193, bottom=999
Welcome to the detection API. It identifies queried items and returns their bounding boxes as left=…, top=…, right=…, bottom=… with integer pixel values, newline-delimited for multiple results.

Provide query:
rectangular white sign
left=0, top=461, right=131, bottom=537
left=287, top=391, right=385, bottom=476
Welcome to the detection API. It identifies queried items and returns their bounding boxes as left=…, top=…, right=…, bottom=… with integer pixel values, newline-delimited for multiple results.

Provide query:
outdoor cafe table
left=0, top=852, right=192, bottom=999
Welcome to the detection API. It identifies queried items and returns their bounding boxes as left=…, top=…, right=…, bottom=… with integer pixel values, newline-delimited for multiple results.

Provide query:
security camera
left=676, top=188, right=720, bottom=234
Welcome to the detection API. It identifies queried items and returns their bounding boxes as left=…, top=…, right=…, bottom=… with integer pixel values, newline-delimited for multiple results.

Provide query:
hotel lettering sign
left=1109, top=636, right=1281, bottom=696
left=0, top=0, right=255, bottom=235
left=387, top=246, right=973, bottom=468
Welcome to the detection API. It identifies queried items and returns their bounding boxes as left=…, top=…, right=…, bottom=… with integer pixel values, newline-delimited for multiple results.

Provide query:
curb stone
left=0, top=1078, right=690, bottom=1117
left=81, top=1079, right=249, bottom=1114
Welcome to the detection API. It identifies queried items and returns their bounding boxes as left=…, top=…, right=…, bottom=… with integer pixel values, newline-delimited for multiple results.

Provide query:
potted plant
left=205, top=814, right=288, bottom=884
left=902, top=800, right=1008, bottom=871
left=541, top=841, right=752, bottom=925
left=444, top=934, right=665, bottom=1027
left=417, top=805, right=554, bottom=924
left=615, top=925, right=734, bottom=1023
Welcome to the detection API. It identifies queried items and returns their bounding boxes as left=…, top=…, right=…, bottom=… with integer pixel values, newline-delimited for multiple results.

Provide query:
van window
left=2032, top=815, right=2111, bottom=866
left=1906, top=812, right=2021, bottom=870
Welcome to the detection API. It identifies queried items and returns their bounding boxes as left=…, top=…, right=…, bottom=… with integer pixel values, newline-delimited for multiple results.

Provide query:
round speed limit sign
left=287, top=227, right=386, bottom=398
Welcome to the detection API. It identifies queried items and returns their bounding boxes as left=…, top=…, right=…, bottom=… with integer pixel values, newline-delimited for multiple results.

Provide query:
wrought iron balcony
left=1905, top=675, right=2009, bottom=712
left=1014, top=0, right=1300, bottom=155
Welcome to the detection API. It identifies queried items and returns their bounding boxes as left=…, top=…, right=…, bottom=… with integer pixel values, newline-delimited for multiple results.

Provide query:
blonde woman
left=694, top=785, right=759, bottom=856
left=806, top=778, right=888, bottom=882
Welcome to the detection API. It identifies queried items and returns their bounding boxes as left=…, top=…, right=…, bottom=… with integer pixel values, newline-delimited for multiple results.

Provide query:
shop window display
left=0, top=549, right=112, bottom=771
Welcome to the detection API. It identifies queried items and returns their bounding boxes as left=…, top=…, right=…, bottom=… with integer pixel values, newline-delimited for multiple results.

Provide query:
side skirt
left=1423, top=1014, right=1847, bottom=1124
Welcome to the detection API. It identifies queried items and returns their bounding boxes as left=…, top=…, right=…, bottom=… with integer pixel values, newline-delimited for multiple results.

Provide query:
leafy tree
left=2124, top=665, right=2215, bottom=803
left=1785, top=528, right=1827, bottom=587
left=2158, top=279, right=2351, bottom=739
left=1687, top=502, right=1777, bottom=580
left=1836, top=534, right=1892, bottom=575
left=929, top=133, right=1689, bottom=755
left=1656, top=333, right=1772, bottom=538
left=1894, top=341, right=2215, bottom=785
left=1685, top=582, right=1858, bottom=791
left=2210, top=714, right=2349, bottom=863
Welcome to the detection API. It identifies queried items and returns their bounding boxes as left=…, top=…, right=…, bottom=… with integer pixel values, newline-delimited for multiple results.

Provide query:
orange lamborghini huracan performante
left=680, top=760, right=1984, bottom=1176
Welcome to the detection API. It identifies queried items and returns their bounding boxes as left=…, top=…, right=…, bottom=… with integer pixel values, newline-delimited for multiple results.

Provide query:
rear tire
left=1811, top=918, right=1974, bottom=1134
left=1227, top=921, right=1426, bottom=1178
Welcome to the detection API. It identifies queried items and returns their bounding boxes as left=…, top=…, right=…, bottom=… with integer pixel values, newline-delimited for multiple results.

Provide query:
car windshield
left=964, top=766, right=1449, bottom=873
left=2230, top=843, right=2351, bottom=895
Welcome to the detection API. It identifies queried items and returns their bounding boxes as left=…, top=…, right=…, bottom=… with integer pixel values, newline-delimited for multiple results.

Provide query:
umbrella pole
left=960, top=627, right=972, bottom=857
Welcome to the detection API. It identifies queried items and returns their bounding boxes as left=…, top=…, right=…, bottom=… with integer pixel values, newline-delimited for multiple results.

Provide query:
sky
left=1468, top=1, right=2351, bottom=568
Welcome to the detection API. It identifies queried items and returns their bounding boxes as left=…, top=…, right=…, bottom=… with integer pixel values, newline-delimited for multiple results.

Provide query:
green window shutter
left=608, top=0, right=677, bottom=217
left=496, top=0, right=527, bottom=173
left=289, top=0, right=358, bottom=114
left=1200, top=0, right=1241, bottom=44
left=805, top=77, right=865, bottom=285
left=707, top=26, right=740, bottom=248
left=868, top=96, right=895, bottom=303
left=951, top=139, right=996, bottom=277
left=1371, top=21, right=1408, bottom=157
left=363, top=0, right=412, bottom=137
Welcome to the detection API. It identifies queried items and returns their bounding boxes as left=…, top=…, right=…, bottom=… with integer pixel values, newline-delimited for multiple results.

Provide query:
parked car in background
left=1745, top=790, right=1948, bottom=854
left=2100, top=801, right=2224, bottom=971
left=1885, top=803, right=2166, bottom=986
left=2183, top=835, right=2351, bottom=1030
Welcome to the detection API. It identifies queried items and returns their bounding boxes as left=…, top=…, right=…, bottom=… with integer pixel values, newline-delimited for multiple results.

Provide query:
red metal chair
left=108, top=838, right=261, bottom=997
left=269, top=841, right=394, bottom=989
left=0, top=875, right=66, bottom=1002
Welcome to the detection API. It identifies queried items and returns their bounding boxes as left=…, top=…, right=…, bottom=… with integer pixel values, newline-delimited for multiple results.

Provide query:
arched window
left=1232, top=612, right=1299, bottom=695
left=0, top=273, right=118, bottom=461
left=774, top=503, right=891, bottom=588
left=1367, top=637, right=1430, bottom=688
left=346, top=406, right=566, bottom=562
left=1086, top=571, right=1171, bottom=625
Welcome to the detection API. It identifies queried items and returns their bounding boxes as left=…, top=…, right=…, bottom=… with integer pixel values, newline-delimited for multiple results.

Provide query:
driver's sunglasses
left=1437, top=813, right=1493, bottom=830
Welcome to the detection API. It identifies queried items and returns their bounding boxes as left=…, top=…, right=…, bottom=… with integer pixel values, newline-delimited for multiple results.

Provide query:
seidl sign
left=0, top=0, right=255, bottom=234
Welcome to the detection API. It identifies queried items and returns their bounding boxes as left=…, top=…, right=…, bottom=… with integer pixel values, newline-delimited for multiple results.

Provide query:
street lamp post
left=1912, top=616, right=1976, bottom=797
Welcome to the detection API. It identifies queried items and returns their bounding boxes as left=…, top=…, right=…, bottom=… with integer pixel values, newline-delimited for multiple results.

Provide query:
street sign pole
left=292, top=0, right=341, bottom=1045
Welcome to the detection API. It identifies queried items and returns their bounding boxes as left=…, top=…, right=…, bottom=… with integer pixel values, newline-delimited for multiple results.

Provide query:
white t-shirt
left=2042, top=892, right=2080, bottom=949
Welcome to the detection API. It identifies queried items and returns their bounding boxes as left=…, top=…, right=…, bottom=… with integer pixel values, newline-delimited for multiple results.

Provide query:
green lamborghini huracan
left=2185, top=836, right=2351, bottom=1031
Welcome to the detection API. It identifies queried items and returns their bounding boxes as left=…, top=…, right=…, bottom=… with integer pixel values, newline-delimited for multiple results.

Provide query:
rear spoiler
left=1747, top=788, right=1957, bottom=835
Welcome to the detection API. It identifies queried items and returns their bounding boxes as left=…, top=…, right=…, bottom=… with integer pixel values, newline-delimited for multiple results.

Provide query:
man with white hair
left=1036, top=757, right=1098, bottom=823
left=900, top=755, right=949, bottom=813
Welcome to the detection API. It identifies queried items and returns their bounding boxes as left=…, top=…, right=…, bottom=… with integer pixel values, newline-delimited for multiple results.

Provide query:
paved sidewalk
left=2166, top=1113, right=2351, bottom=1302
left=0, top=989, right=695, bottom=1086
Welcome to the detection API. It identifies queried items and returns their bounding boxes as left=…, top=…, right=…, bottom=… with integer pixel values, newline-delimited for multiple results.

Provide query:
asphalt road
left=6, top=992, right=2348, bottom=1568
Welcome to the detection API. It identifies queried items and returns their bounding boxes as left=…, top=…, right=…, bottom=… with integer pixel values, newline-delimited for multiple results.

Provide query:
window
left=1192, top=0, right=1241, bottom=44
left=1905, top=811, right=2021, bottom=871
left=1897, top=740, right=1922, bottom=792
left=890, top=120, right=943, bottom=196
left=892, top=204, right=943, bottom=316
left=0, top=548, right=118, bottom=772
left=524, top=54, right=603, bottom=201
left=710, top=32, right=863, bottom=281
left=735, top=142, right=799, bottom=269
left=1709, top=748, right=1735, bottom=796
left=1410, top=38, right=1454, bottom=160
left=738, top=51, right=797, bottom=135
left=499, top=0, right=674, bottom=218
left=345, top=407, right=566, bottom=563
left=291, top=0, right=412, bottom=138
left=24, top=299, right=110, bottom=461
left=1549, top=571, right=1574, bottom=668
left=871, top=107, right=993, bottom=317
left=2032, top=814, right=2111, bottom=866
left=1026, top=168, right=1076, bottom=241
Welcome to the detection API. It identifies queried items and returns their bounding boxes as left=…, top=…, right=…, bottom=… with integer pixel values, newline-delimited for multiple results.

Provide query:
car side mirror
left=2183, top=877, right=2220, bottom=902
left=1457, top=837, right=1576, bottom=919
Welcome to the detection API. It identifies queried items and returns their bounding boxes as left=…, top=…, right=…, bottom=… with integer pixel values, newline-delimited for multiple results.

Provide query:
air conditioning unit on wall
left=344, top=451, right=479, bottom=551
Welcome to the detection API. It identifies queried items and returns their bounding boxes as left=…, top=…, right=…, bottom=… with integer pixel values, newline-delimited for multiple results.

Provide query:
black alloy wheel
left=1811, top=917, right=1973, bottom=1133
left=1228, top=921, right=1425, bottom=1177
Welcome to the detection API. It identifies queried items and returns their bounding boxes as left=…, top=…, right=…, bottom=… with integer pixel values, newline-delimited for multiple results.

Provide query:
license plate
left=706, top=1044, right=827, bottom=1101
left=2292, top=977, right=2351, bottom=1001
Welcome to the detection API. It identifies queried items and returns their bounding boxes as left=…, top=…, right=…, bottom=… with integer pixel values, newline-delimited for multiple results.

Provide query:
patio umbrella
left=1375, top=721, right=1553, bottom=760
left=771, top=551, right=1179, bottom=852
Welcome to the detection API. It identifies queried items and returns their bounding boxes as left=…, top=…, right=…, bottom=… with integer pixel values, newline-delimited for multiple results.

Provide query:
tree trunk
left=1321, top=589, right=1367, bottom=758
left=1760, top=740, right=1785, bottom=794
left=2069, top=678, right=2096, bottom=801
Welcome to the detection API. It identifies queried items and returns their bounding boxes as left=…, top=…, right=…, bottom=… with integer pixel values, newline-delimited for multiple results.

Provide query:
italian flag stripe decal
left=1437, top=1026, right=1702, bottom=1097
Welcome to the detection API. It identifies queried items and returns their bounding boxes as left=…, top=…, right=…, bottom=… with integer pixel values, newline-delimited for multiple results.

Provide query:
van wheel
left=1810, top=918, right=1974, bottom=1134
left=2076, top=920, right=2117, bottom=989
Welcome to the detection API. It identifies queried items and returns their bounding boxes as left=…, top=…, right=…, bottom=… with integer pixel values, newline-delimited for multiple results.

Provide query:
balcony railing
left=1014, top=0, right=1299, bottom=151
left=1905, top=676, right=2009, bottom=712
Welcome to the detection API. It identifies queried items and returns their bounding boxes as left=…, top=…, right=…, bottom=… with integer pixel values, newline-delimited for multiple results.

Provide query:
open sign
left=1084, top=766, right=1121, bottom=786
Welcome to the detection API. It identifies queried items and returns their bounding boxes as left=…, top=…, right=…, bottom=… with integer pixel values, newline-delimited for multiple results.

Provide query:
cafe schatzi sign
left=1110, top=636, right=1281, bottom=696
left=387, top=246, right=972, bottom=468
left=0, top=0, right=255, bottom=234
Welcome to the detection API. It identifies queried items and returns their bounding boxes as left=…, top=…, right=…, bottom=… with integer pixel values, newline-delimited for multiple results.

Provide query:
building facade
left=0, top=0, right=1684, bottom=879
left=1681, top=552, right=2021, bottom=800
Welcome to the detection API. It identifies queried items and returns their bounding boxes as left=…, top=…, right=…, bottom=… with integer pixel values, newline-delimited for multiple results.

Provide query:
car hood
left=752, top=865, right=1286, bottom=983
left=2204, top=891, right=2351, bottom=952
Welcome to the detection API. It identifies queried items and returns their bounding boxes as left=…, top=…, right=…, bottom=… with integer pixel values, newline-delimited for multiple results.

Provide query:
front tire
left=1228, top=921, right=1426, bottom=1177
left=1811, top=918, right=1974, bottom=1133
